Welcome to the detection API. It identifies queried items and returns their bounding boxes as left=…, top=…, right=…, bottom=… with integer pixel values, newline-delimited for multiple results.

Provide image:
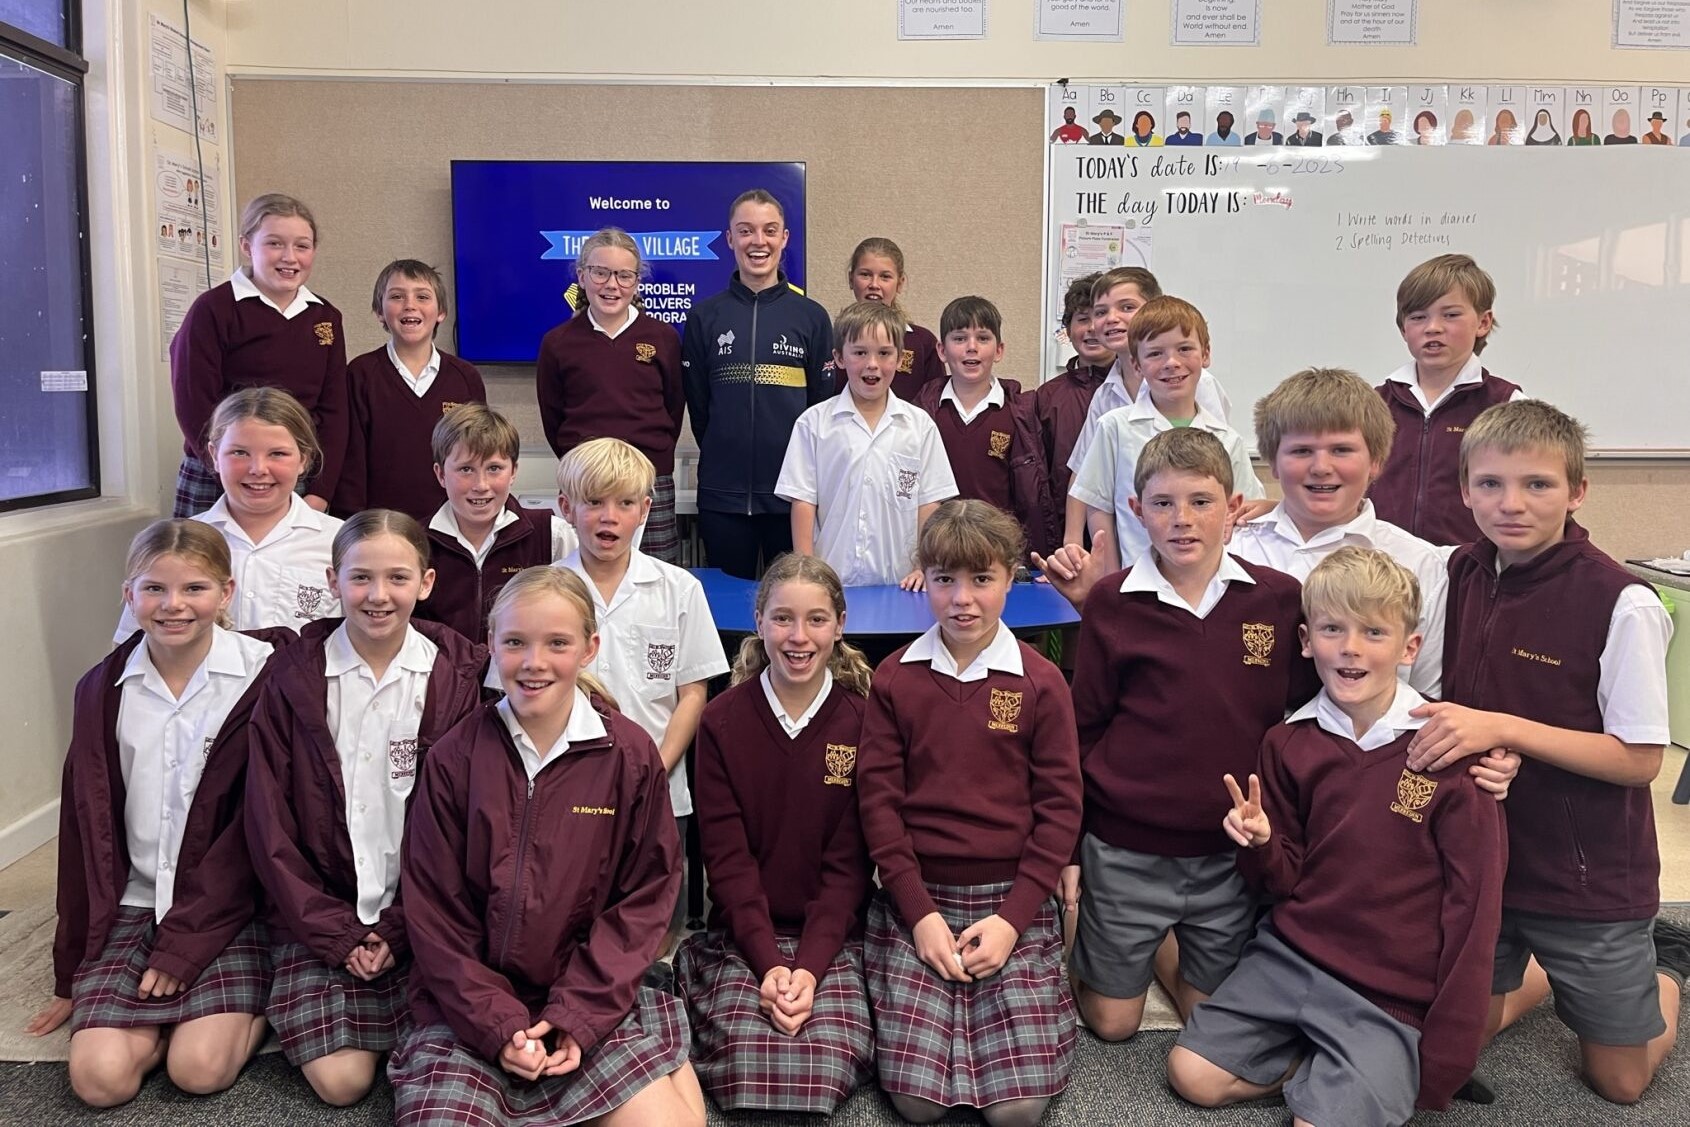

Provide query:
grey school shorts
left=1492, top=908, right=1665, bottom=1046
left=1177, top=923, right=1421, bottom=1127
left=1069, top=833, right=1257, bottom=999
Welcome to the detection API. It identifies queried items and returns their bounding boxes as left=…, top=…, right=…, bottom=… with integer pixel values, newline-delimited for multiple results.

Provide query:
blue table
left=691, top=568, right=1080, bottom=638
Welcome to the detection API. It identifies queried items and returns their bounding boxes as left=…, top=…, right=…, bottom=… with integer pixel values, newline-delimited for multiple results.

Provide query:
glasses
left=582, top=265, right=638, bottom=287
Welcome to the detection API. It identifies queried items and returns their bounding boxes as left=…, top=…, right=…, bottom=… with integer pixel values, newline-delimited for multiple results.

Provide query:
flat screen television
left=451, top=160, right=807, bottom=364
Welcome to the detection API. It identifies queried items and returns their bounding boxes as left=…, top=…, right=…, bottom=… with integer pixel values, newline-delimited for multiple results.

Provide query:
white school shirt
left=760, top=668, right=835, bottom=738
left=324, top=622, right=437, bottom=925
left=1067, top=361, right=1233, bottom=476
left=230, top=267, right=323, bottom=320
left=588, top=305, right=639, bottom=339
left=1068, top=398, right=1264, bottom=568
left=1229, top=501, right=1447, bottom=697
left=1287, top=680, right=1430, bottom=751
left=117, top=627, right=275, bottom=919
left=774, top=390, right=957, bottom=586
left=1381, top=353, right=1527, bottom=415
left=901, top=619, right=1023, bottom=683
left=1117, top=549, right=1256, bottom=620
left=386, top=340, right=442, bottom=398
left=939, top=377, right=1006, bottom=425
left=113, top=493, right=343, bottom=642
left=496, top=688, right=608, bottom=782
left=428, top=503, right=579, bottom=569
left=557, top=549, right=730, bottom=816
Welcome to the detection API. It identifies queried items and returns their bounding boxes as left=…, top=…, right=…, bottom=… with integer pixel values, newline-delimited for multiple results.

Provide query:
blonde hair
left=431, top=402, right=521, bottom=467
left=1253, top=367, right=1397, bottom=469
left=487, top=567, right=617, bottom=709
left=1133, top=427, right=1235, bottom=497
left=1126, top=295, right=1210, bottom=360
left=1302, top=545, right=1421, bottom=635
left=730, top=554, right=874, bottom=696
left=238, top=193, right=318, bottom=243
left=568, top=228, right=648, bottom=313
left=1396, top=254, right=1498, bottom=353
left=332, top=509, right=431, bottom=572
left=205, top=387, right=323, bottom=476
left=124, top=519, right=235, bottom=630
left=833, top=301, right=904, bottom=352
left=557, top=437, right=655, bottom=503
left=1459, top=399, right=1588, bottom=488
left=917, top=499, right=1024, bottom=573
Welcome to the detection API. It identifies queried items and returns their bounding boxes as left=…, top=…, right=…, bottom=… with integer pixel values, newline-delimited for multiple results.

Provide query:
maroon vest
left=1371, top=370, right=1519, bottom=546
left=1442, top=521, right=1658, bottom=920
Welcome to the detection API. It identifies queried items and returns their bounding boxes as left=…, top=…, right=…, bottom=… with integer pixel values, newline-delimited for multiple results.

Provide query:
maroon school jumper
left=401, top=700, right=680, bottom=1062
left=536, top=312, right=685, bottom=475
left=694, top=679, right=871, bottom=981
left=1371, top=371, right=1519, bottom=546
left=245, top=618, right=487, bottom=966
left=1033, top=358, right=1108, bottom=502
left=412, top=501, right=555, bottom=645
left=169, top=281, right=350, bottom=496
left=51, top=627, right=295, bottom=997
left=856, top=641, right=1082, bottom=934
left=332, top=347, right=486, bottom=522
left=914, top=378, right=1058, bottom=557
left=828, top=323, right=947, bottom=404
left=1442, top=520, right=1659, bottom=920
left=1241, top=719, right=1504, bottom=1111
left=1070, top=558, right=1317, bottom=856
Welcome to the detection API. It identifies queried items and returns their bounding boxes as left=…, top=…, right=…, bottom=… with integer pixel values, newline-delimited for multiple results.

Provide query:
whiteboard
left=1044, top=143, right=1690, bottom=453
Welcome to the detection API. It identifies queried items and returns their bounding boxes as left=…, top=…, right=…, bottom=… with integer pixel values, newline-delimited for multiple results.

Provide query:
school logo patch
left=716, top=329, right=735, bottom=355
left=1241, top=623, right=1274, bottom=667
left=987, top=688, right=1023, bottom=733
left=898, top=348, right=915, bottom=374
left=645, top=642, right=677, bottom=681
left=313, top=321, right=335, bottom=346
left=295, top=584, right=331, bottom=620
left=987, top=431, right=1012, bottom=460
left=895, top=468, right=918, bottom=499
left=389, top=738, right=418, bottom=780
left=824, top=743, right=857, bottom=786
left=202, top=736, right=216, bottom=763
left=634, top=342, right=657, bottom=364
left=440, top=401, right=462, bottom=416
left=1390, top=769, right=1438, bottom=823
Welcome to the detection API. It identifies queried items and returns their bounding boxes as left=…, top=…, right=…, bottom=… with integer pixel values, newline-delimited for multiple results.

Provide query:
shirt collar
left=902, top=619, right=1022, bottom=681
left=1288, top=680, right=1429, bottom=751
left=116, top=625, right=250, bottom=688
left=1119, top=551, right=1255, bottom=613
left=830, top=386, right=913, bottom=424
left=429, top=501, right=520, bottom=540
left=759, top=667, right=834, bottom=733
left=323, top=621, right=435, bottom=679
left=1388, top=353, right=1484, bottom=410
left=200, top=491, right=327, bottom=541
left=1252, top=499, right=1381, bottom=550
left=229, top=268, right=322, bottom=318
left=386, top=339, right=441, bottom=381
left=587, top=305, right=638, bottom=336
left=940, top=377, right=1005, bottom=411
left=496, top=687, right=607, bottom=764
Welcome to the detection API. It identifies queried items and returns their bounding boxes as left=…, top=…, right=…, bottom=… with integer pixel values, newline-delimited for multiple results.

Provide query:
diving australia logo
left=771, top=333, right=806, bottom=361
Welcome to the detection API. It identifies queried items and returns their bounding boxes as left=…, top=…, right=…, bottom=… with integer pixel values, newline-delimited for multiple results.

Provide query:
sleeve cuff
left=885, top=871, right=939, bottom=932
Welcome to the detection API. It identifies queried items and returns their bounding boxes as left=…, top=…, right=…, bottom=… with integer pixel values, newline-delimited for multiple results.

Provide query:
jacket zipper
left=1563, top=797, right=1590, bottom=887
left=1465, top=568, right=1505, bottom=701
left=747, top=291, right=761, bottom=516
left=496, top=776, right=536, bottom=966
left=1411, top=412, right=1432, bottom=537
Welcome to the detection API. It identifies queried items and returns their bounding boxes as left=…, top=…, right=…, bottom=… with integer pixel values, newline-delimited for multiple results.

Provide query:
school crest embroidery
left=898, top=348, right=915, bottom=374
left=440, top=401, right=462, bottom=416
left=295, top=585, right=330, bottom=620
left=313, top=321, right=335, bottom=346
left=634, top=343, right=657, bottom=364
left=987, top=431, right=1012, bottom=460
left=202, top=736, right=216, bottom=763
left=645, top=642, right=676, bottom=681
left=987, top=688, right=1023, bottom=733
left=1242, top=623, right=1274, bottom=667
left=1390, top=769, right=1438, bottom=823
left=895, top=468, right=918, bottom=499
left=389, top=738, right=418, bottom=780
left=824, top=743, right=857, bottom=786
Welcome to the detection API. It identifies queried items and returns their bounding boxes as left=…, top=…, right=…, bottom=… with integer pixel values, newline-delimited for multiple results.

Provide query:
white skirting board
left=0, top=801, right=57, bottom=875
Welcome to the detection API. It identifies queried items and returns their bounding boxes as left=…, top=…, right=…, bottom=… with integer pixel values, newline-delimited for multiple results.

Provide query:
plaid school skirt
left=388, top=986, right=690, bottom=1126
left=267, top=940, right=410, bottom=1065
left=173, top=454, right=224, bottom=518
left=675, top=930, right=874, bottom=1114
left=642, top=474, right=680, bottom=564
left=70, top=906, right=270, bottom=1033
left=863, top=882, right=1076, bottom=1108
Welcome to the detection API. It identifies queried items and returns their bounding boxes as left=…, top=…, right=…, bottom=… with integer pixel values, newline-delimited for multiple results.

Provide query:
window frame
left=0, top=8, right=102, bottom=513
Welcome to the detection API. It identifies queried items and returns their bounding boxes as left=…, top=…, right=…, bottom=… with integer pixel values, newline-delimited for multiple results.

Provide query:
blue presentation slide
left=451, top=160, right=807, bottom=363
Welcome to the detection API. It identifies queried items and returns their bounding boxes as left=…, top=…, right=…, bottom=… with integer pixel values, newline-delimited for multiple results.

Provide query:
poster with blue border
left=451, top=160, right=807, bottom=363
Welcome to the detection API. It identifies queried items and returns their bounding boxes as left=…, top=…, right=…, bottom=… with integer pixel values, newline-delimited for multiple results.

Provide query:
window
left=0, top=2, right=97, bottom=510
